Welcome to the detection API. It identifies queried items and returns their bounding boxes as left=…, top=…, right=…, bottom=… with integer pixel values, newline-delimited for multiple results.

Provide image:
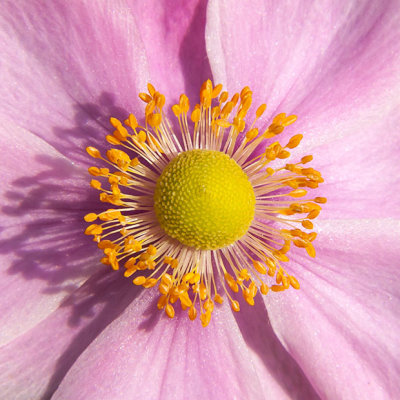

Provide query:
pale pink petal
left=46, top=289, right=314, bottom=400
left=0, top=121, right=99, bottom=345
left=0, top=0, right=149, bottom=164
left=0, top=270, right=139, bottom=400
left=206, top=0, right=400, bottom=117
left=0, top=0, right=212, bottom=165
left=128, top=0, right=212, bottom=101
left=265, top=219, right=400, bottom=399
left=289, top=103, right=400, bottom=220
left=233, top=299, right=320, bottom=399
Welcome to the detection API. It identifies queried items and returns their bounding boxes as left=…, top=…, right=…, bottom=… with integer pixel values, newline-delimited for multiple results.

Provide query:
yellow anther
left=161, top=273, right=172, bottom=286
left=219, top=91, right=229, bottom=103
left=243, top=289, right=255, bottom=306
left=86, top=146, right=101, bottom=159
left=215, top=119, right=231, bottom=128
left=126, top=113, right=138, bottom=129
left=306, top=243, right=316, bottom=258
left=265, top=257, right=276, bottom=269
left=277, top=149, right=291, bottom=159
left=124, top=257, right=136, bottom=269
left=301, top=155, right=313, bottom=164
left=165, top=303, right=175, bottom=318
left=147, top=245, right=157, bottom=256
left=214, top=294, right=224, bottom=304
left=308, top=232, right=317, bottom=242
left=240, top=86, right=251, bottom=99
left=211, top=106, right=221, bottom=119
left=268, top=123, right=284, bottom=135
left=136, top=130, right=146, bottom=143
left=266, top=167, right=275, bottom=176
left=155, top=93, right=165, bottom=109
left=191, top=108, right=201, bottom=123
left=139, top=92, right=152, bottom=103
left=276, top=271, right=282, bottom=284
left=200, top=311, right=212, bottom=327
left=199, top=282, right=207, bottom=301
left=212, top=83, right=223, bottom=98
left=253, top=260, right=267, bottom=274
left=224, top=272, right=239, bottom=292
left=239, top=269, right=250, bottom=281
left=220, top=101, right=234, bottom=119
left=314, top=197, right=327, bottom=204
left=204, top=298, right=214, bottom=312
left=231, top=300, right=240, bottom=312
left=231, top=93, right=239, bottom=107
left=109, top=117, right=122, bottom=128
left=289, top=276, right=300, bottom=289
left=260, top=283, right=269, bottom=295
left=157, top=295, right=168, bottom=310
left=302, top=220, right=314, bottom=229
left=271, top=285, right=285, bottom=292
left=282, top=115, right=297, bottom=126
left=88, top=167, right=101, bottom=176
left=84, top=213, right=97, bottom=222
left=147, top=83, right=156, bottom=96
left=188, top=306, right=197, bottom=321
left=273, top=251, right=289, bottom=262
left=106, top=135, right=121, bottom=145
left=133, top=276, right=146, bottom=285
left=308, top=209, right=320, bottom=219
left=289, top=189, right=307, bottom=197
left=282, top=275, right=290, bottom=289
left=286, top=134, right=303, bottom=149
left=179, top=293, right=192, bottom=308
left=163, top=256, right=173, bottom=265
left=245, top=128, right=259, bottom=141
left=159, top=283, right=170, bottom=295
left=147, top=113, right=162, bottom=129
left=172, top=104, right=181, bottom=117
left=256, top=103, right=267, bottom=118
left=124, top=269, right=136, bottom=278
left=179, top=94, right=190, bottom=113
left=106, top=149, right=131, bottom=170
left=84, top=224, right=102, bottom=236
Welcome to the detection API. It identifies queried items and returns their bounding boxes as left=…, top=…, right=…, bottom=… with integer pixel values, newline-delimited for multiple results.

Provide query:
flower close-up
left=1, top=1, right=399, bottom=400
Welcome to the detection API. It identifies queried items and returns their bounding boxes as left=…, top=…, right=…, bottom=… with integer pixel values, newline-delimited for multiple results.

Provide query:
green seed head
left=154, top=149, right=256, bottom=250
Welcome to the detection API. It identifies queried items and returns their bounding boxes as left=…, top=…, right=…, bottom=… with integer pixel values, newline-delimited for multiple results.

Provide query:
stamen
left=85, top=80, right=325, bottom=327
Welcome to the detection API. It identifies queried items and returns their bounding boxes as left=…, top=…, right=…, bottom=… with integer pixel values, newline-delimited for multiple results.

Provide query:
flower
left=1, top=1, right=399, bottom=400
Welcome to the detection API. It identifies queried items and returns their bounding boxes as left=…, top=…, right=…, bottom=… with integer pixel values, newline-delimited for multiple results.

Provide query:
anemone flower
left=1, top=1, right=399, bottom=399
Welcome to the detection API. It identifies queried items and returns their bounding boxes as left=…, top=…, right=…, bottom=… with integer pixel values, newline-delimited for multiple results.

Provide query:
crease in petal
left=265, top=219, right=400, bottom=399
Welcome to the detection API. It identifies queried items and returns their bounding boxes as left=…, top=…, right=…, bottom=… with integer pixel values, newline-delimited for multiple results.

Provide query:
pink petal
left=265, top=219, right=400, bottom=399
left=43, top=288, right=313, bottom=400
left=0, top=0, right=149, bottom=164
left=0, top=1, right=212, bottom=166
left=206, top=0, right=400, bottom=116
left=0, top=270, right=140, bottom=399
left=309, top=109, right=400, bottom=219
left=0, top=121, right=99, bottom=345
left=128, top=0, right=212, bottom=101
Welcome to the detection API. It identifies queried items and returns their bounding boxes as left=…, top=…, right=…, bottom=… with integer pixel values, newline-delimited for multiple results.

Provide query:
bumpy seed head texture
left=154, top=150, right=255, bottom=250
left=85, top=80, right=326, bottom=327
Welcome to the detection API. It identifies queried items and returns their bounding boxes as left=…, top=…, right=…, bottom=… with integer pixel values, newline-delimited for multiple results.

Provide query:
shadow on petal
left=234, top=295, right=320, bottom=399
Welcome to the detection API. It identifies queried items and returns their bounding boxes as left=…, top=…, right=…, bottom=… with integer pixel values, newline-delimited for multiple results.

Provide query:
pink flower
left=1, top=1, right=399, bottom=399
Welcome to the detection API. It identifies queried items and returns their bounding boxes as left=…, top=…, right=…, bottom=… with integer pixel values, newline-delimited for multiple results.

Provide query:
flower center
left=84, top=79, right=326, bottom=327
left=154, top=149, right=255, bottom=250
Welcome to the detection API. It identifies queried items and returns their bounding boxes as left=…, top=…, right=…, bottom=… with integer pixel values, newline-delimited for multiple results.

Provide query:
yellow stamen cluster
left=84, top=80, right=325, bottom=327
